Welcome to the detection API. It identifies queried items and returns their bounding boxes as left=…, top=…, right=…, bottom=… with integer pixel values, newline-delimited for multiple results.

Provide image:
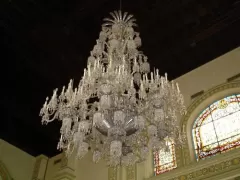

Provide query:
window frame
left=153, top=139, right=177, bottom=175
left=192, top=94, right=240, bottom=161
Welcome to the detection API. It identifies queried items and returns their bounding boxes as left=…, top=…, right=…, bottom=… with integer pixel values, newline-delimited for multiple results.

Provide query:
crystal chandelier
left=40, top=11, right=186, bottom=167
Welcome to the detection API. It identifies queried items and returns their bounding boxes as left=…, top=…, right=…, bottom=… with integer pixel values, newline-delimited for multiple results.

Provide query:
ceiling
left=1, top=0, right=240, bottom=157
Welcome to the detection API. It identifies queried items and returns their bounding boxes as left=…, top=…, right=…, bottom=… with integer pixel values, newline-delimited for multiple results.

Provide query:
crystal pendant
left=100, top=95, right=112, bottom=109
left=110, top=140, right=122, bottom=157
left=113, top=110, right=126, bottom=126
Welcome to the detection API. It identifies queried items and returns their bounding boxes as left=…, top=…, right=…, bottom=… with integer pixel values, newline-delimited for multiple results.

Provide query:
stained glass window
left=192, top=94, right=240, bottom=160
left=154, top=139, right=177, bottom=175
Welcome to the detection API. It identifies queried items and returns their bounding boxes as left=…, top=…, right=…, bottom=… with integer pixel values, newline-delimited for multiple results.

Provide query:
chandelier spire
left=119, top=0, right=122, bottom=12
left=40, top=10, right=186, bottom=167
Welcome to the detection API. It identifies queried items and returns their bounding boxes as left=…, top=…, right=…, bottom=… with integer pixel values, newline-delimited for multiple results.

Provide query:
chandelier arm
left=104, top=42, right=110, bottom=49
left=102, top=51, right=109, bottom=58
left=47, top=109, right=58, bottom=116
left=42, top=115, right=58, bottom=124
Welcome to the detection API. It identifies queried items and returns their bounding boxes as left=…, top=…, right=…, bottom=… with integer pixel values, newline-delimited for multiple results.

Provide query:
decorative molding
left=175, top=148, right=183, bottom=168
left=31, top=155, right=48, bottom=180
left=181, top=81, right=240, bottom=126
left=0, top=160, right=12, bottom=180
left=54, top=159, right=62, bottom=165
left=180, top=81, right=240, bottom=166
left=190, top=90, right=204, bottom=100
left=61, top=153, right=68, bottom=168
left=108, top=167, right=117, bottom=180
left=147, top=149, right=240, bottom=180
left=168, top=156, right=240, bottom=180
left=127, top=165, right=136, bottom=180
left=54, top=172, right=75, bottom=180
left=53, top=167, right=76, bottom=180
left=32, top=158, right=41, bottom=180
left=227, top=73, right=240, bottom=82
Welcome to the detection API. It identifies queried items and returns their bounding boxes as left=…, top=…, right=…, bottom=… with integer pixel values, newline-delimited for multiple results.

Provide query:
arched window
left=192, top=94, right=240, bottom=160
left=153, top=139, right=177, bottom=175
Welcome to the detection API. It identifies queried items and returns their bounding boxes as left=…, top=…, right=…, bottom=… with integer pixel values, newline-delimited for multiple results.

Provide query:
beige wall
left=0, top=139, right=36, bottom=180
left=176, top=47, right=240, bottom=165
left=44, top=151, right=108, bottom=180
left=175, top=47, right=240, bottom=107
left=0, top=47, right=239, bottom=180
left=138, top=47, right=240, bottom=180
left=45, top=153, right=62, bottom=180
left=74, top=152, right=108, bottom=180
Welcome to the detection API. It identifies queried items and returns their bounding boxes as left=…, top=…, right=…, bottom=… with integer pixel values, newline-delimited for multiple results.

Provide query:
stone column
left=108, top=167, right=118, bottom=180
left=32, top=155, right=48, bottom=180
left=126, top=165, right=136, bottom=180
left=53, top=153, right=76, bottom=180
left=144, top=151, right=154, bottom=179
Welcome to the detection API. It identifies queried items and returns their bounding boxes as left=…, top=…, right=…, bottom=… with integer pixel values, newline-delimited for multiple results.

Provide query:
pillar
left=32, top=155, right=48, bottom=180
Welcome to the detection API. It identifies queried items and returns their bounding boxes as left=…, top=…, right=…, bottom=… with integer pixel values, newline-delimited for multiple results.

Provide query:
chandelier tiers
left=40, top=10, right=186, bottom=167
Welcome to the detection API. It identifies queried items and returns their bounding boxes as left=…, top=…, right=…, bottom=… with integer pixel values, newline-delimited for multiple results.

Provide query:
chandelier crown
left=103, top=10, right=137, bottom=27
left=40, top=10, right=186, bottom=167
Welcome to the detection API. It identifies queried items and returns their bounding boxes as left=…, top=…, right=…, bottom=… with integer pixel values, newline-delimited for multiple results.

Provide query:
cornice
left=147, top=149, right=240, bottom=180
left=181, top=81, right=240, bottom=127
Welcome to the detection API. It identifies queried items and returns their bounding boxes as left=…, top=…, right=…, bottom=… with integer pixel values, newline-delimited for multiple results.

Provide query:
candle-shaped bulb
left=151, top=72, right=154, bottom=83
left=88, top=66, right=91, bottom=77
left=131, top=77, right=134, bottom=87
left=146, top=74, right=148, bottom=83
left=80, top=86, right=83, bottom=94
left=94, top=60, right=96, bottom=70
left=97, top=59, right=100, bottom=68
left=176, top=83, right=180, bottom=93
left=109, top=58, right=112, bottom=68
left=61, top=86, right=65, bottom=95
left=53, top=88, right=58, bottom=97
left=140, top=81, right=144, bottom=90
left=83, top=69, right=86, bottom=78
left=43, top=97, right=48, bottom=108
